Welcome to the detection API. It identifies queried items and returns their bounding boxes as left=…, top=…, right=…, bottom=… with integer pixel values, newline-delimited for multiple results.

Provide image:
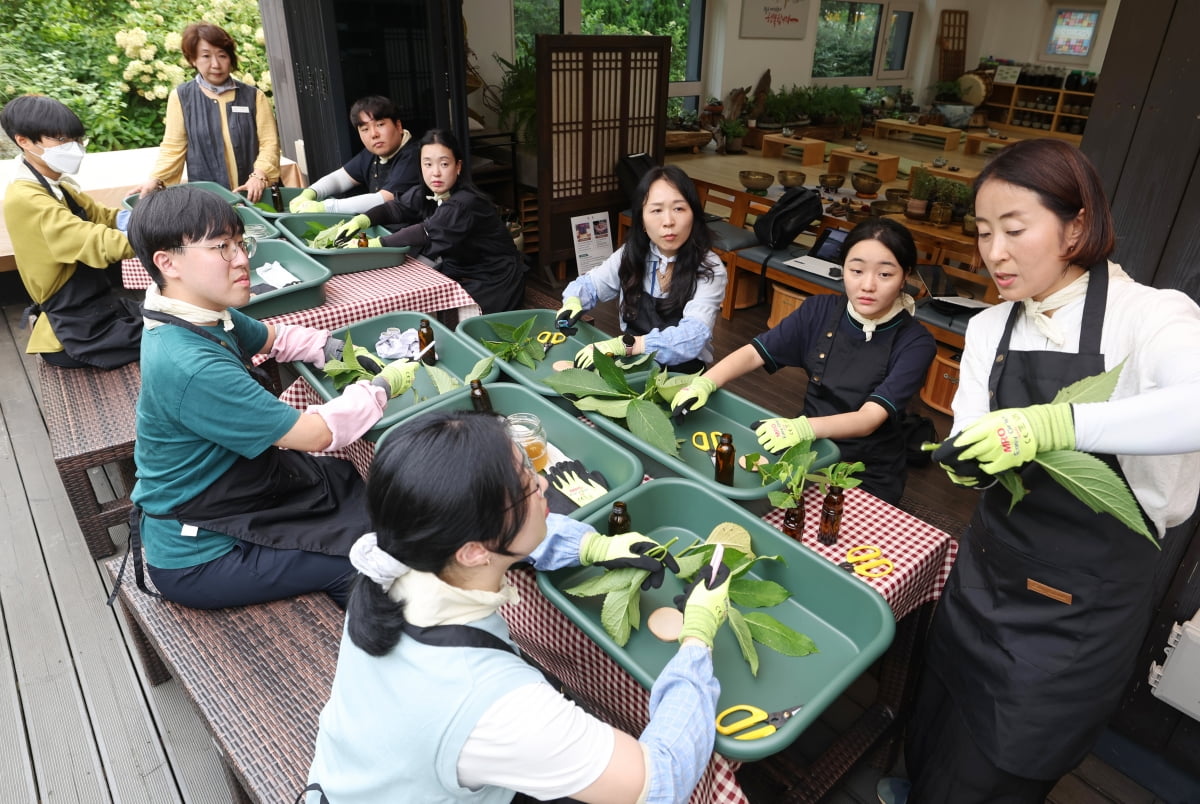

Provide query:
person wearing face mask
left=557, top=165, right=727, bottom=374
left=314, top=129, right=525, bottom=315
left=1, top=94, right=142, bottom=369
left=136, top=21, right=280, bottom=202
left=669, top=217, right=935, bottom=505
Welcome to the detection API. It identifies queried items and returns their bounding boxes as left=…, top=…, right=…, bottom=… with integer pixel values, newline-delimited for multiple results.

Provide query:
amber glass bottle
left=608, top=501, right=632, bottom=536
left=714, top=433, right=735, bottom=486
left=818, top=486, right=844, bottom=545
left=270, top=184, right=284, bottom=212
left=417, top=318, right=437, bottom=365
left=469, top=379, right=492, bottom=413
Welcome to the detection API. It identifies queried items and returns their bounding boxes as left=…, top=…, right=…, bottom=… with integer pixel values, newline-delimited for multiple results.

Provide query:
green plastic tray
left=292, top=311, right=500, bottom=442
left=238, top=186, right=304, bottom=218
left=581, top=383, right=839, bottom=513
left=537, top=476, right=895, bottom=762
left=274, top=213, right=411, bottom=274
left=121, top=180, right=244, bottom=209
left=456, top=309, right=650, bottom=397
left=237, top=240, right=332, bottom=320
left=236, top=204, right=280, bottom=240
left=378, top=382, right=645, bottom=522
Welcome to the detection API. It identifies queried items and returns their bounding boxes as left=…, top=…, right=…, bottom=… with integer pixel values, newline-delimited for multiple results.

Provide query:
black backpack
left=753, top=186, right=823, bottom=250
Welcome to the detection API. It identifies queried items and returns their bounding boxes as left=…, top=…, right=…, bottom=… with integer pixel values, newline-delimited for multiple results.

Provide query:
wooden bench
left=105, top=557, right=343, bottom=803
left=872, top=119, right=963, bottom=151
left=39, top=360, right=140, bottom=558
left=759, top=133, right=826, bottom=165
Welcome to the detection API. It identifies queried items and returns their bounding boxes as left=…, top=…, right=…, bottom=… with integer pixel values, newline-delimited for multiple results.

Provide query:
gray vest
left=177, top=79, right=258, bottom=189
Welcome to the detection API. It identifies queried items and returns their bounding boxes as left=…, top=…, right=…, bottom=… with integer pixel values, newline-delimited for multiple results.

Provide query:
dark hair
left=346, top=412, right=531, bottom=656
left=128, top=185, right=243, bottom=288
left=841, top=216, right=918, bottom=275
left=0, top=94, right=85, bottom=145
left=411, top=128, right=487, bottom=210
left=620, top=165, right=716, bottom=323
left=181, top=22, right=239, bottom=71
left=349, top=95, right=402, bottom=127
left=974, top=138, right=1114, bottom=267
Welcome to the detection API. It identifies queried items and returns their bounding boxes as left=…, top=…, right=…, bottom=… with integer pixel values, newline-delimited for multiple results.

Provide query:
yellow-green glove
left=289, top=188, right=319, bottom=213
left=370, top=359, right=419, bottom=397
left=574, top=335, right=627, bottom=370
left=670, top=376, right=718, bottom=417
left=952, top=404, right=1075, bottom=475
left=931, top=439, right=989, bottom=488
left=754, top=416, right=816, bottom=453
left=348, top=237, right=382, bottom=248
left=313, top=214, right=371, bottom=249
left=556, top=296, right=584, bottom=332
left=674, top=561, right=732, bottom=647
left=549, top=469, right=608, bottom=507
left=579, top=531, right=680, bottom=590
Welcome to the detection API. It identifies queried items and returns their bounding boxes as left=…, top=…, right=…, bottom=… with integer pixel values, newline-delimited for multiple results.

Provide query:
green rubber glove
left=293, top=198, right=327, bottom=214
left=952, top=404, right=1075, bottom=475
left=289, top=188, right=319, bottom=213
left=675, top=561, right=732, bottom=647
left=556, top=296, right=584, bottom=331
left=370, top=359, right=419, bottom=397
left=313, top=214, right=371, bottom=249
left=348, top=237, right=382, bottom=249
left=754, top=416, right=816, bottom=453
left=931, top=439, right=991, bottom=488
left=549, top=469, right=608, bottom=506
left=574, top=335, right=627, bottom=370
left=579, top=531, right=680, bottom=590
left=670, top=376, right=718, bottom=416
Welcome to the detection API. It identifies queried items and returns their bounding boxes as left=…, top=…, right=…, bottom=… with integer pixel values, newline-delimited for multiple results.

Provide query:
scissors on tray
left=691, top=430, right=724, bottom=463
left=839, top=544, right=895, bottom=578
left=536, top=329, right=567, bottom=355
left=716, top=704, right=803, bottom=740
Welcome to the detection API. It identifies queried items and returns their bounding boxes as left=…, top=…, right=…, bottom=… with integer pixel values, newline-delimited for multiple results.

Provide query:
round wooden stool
left=920, top=351, right=960, bottom=415
left=768, top=284, right=805, bottom=327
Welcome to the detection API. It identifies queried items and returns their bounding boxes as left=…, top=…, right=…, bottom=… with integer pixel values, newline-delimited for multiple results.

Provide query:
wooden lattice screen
left=937, top=10, right=968, bottom=82
left=535, top=35, right=670, bottom=272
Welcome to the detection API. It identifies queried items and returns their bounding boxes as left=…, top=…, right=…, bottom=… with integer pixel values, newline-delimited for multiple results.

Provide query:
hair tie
left=349, top=532, right=411, bottom=591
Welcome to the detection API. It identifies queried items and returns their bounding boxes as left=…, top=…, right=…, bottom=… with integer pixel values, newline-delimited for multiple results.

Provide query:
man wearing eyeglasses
left=121, top=184, right=418, bottom=610
left=1, top=94, right=143, bottom=369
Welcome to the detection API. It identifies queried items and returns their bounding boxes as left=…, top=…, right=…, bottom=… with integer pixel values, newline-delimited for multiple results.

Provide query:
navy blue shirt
left=342, top=141, right=421, bottom=199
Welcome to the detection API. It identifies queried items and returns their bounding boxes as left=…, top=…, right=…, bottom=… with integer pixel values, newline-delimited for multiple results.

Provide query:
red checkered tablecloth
left=121, top=256, right=482, bottom=328
left=282, top=383, right=957, bottom=804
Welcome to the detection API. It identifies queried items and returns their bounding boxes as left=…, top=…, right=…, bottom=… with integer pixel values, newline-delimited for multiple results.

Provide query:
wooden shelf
left=980, top=83, right=1092, bottom=143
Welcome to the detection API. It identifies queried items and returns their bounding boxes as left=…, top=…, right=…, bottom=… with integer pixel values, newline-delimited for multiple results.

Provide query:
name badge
left=231, top=105, right=250, bottom=114
left=181, top=524, right=199, bottom=538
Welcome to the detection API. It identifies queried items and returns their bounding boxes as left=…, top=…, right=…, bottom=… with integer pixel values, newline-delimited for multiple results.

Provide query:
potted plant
left=759, top=89, right=790, bottom=131
left=704, top=96, right=724, bottom=114
left=492, top=53, right=537, bottom=145
left=943, top=179, right=972, bottom=222
left=906, top=168, right=935, bottom=220
left=753, top=444, right=819, bottom=539
left=808, top=461, right=865, bottom=545
left=720, top=117, right=749, bottom=153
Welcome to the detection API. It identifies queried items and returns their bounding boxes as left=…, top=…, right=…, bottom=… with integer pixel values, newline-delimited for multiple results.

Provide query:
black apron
left=23, top=163, right=142, bottom=369
left=803, top=297, right=909, bottom=505
left=140, top=310, right=368, bottom=555
left=623, top=282, right=705, bottom=374
left=924, top=265, right=1161, bottom=779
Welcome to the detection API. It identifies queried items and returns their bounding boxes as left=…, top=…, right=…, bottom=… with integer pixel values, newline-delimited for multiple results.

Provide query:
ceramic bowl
left=932, top=156, right=949, bottom=168
left=777, top=170, right=807, bottom=188
left=851, top=172, right=882, bottom=196
left=884, top=188, right=910, bottom=203
left=818, top=173, right=846, bottom=192
left=846, top=207, right=872, bottom=225
left=870, top=199, right=906, bottom=217
left=739, top=170, right=774, bottom=192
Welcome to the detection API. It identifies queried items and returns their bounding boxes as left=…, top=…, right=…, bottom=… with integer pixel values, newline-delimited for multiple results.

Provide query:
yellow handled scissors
left=691, top=430, right=723, bottom=453
left=840, top=544, right=895, bottom=578
left=536, top=329, right=567, bottom=355
left=716, top=704, right=803, bottom=740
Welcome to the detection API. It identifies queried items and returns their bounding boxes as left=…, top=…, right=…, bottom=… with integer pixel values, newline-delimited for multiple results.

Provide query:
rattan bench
left=104, top=557, right=343, bottom=803
left=38, top=360, right=140, bottom=558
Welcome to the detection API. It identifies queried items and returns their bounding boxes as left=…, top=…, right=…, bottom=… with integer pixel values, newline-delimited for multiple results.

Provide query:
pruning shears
left=839, top=544, right=894, bottom=578
left=691, top=430, right=723, bottom=463
left=716, top=704, right=803, bottom=740
left=537, top=329, right=567, bottom=356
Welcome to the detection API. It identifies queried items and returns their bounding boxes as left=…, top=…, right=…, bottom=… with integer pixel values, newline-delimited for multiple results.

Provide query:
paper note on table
left=256, top=261, right=300, bottom=289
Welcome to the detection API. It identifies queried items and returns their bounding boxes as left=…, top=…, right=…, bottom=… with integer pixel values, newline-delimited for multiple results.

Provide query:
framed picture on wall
left=1038, top=5, right=1103, bottom=64
left=740, top=0, right=810, bottom=40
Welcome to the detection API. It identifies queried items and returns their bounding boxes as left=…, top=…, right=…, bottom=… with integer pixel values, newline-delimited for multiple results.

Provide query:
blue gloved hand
left=951, top=404, right=1075, bottom=475
left=579, top=531, right=680, bottom=590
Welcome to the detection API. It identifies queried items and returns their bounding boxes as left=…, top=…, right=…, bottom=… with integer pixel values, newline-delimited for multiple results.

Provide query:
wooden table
left=826, top=148, right=900, bottom=182
left=963, top=131, right=1021, bottom=155
left=914, top=163, right=979, bottom=185
left=873, top=119, right=963, bottom=151
left=760, top=133, right=827, bottom=165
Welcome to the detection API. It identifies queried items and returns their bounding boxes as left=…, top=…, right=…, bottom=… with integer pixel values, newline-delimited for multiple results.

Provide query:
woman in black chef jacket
left=316, top=129, right=525, bottom=314
left=875, top=139, right=1200, bottom=804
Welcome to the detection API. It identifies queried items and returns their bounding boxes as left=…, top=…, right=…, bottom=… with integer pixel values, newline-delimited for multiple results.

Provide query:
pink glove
left=270, top=323, right=333, bottom=368
left=304, top=381, right=386, bottom=450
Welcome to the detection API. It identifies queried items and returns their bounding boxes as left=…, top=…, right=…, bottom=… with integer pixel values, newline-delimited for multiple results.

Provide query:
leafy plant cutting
left=321, top=331, right=492, bottom=404
left=542, top=350, right=696, bottom=457
left=562, top=537, right=680, bottom=647
left=479, top=316, right=548, bottom=370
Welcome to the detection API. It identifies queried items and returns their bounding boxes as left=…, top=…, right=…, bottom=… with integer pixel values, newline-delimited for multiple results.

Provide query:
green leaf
left=522, top=339, right=547, bottom=365
left=514, top=349, right=536, bottom=369
left=1035, top=450, right=1157, bottom=546
left=511, top=316, right=537, bottom=344
left=542, top=369, right=634, bottom=398
left=572, top=395, right=633, bottom=418
left=744, top=612, right=818, bottom=656
left=627, top=398, right=681, bottom=457
left=591, top=348, right=633, bottom=395
left=489, top=321, right=520, bottom=341
left=601, top=589, right=633, bottom=646
left=654, top=372, right=699, bottom=404
left=727, top=608, right=760, bottom=677
left=564, top=568, right=645, bottom=598
left=674, top=552, right=708, bottom=581
left=730, top=578, right=791, bottom=608
left=465, top=356, right=495, bottom=382
left=638, top=360, right=663, bottom=400
left=996, top=470, right=1028, bottom=513
left=768, top=490, right=799, bottom=509
left=1051, top=360, right=1125, bottom=405
left=423, top=364, right=461, bottom=394
left=615, top=352, right=654, bottom=371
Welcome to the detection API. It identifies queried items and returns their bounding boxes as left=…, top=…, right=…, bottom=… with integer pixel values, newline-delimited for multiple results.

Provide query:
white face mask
left=36, top=140, right=86, bottom=175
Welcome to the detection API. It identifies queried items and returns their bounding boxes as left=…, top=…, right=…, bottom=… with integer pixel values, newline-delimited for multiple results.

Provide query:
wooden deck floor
left=0, top=127, right=1164, bottom=804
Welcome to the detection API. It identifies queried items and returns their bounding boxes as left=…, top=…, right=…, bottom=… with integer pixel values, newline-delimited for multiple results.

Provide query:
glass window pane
left=514, top=0, right=561, bottom=59
left=813, top=1, right=883, bottom=79
left=580, top=0, right=702, bottom=83
left=882, top=9, right=913, bottom=72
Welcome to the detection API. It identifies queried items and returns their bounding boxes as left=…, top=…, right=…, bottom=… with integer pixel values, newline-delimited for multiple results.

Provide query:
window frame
left=810, top=0, right=918, bottom=88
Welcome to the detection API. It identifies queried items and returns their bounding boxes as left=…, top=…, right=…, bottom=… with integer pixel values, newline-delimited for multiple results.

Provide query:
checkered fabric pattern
left=762, top=486, right=958, bottom=621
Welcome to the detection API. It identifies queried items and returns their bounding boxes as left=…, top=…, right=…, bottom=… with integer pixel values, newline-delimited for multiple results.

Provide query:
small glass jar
left=506, top=413, right=548, bottom=473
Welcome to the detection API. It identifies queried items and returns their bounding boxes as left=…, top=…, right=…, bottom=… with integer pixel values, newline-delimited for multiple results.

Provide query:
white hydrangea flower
left=107, top=54, right=119, bottom=65
left=165, top=32, right=182, bottom=52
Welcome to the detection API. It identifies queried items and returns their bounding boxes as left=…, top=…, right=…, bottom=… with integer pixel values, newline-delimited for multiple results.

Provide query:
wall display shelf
left=981, top=83, right=1092, bottom=143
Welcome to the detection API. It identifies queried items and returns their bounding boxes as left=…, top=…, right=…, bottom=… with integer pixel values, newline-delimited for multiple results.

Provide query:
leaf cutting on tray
left=322, top=330, right=376, bottom=390
left=465, top=356, right=495, bottom=382
left=542, top=369, right=634, bottom=398
left=744, top=612, right=819, bottom=657
left=730, top=578, right=791, bottom=609
left=423, top=364, right=462, bottom=395
left=626, top=397, right=680, bottom=457
left=590, top=349, right=634, bottom=396
left=727, top=608, right=760, bottom=677
left=572, top=395, right=634, bottom=418
left=599, top=569, right=648, bottom=646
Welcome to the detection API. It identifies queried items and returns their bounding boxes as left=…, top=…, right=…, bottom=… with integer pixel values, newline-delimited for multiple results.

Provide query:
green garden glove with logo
left=548, top=462, right=609, bottom=507
left=579, top=531, right=680, bottom=590
left=674, top=561, right=732, bottom=647
left=574, top=335, right=626, bottom=370
left=370, top=359, right=419, bottom=397
left=951, top=404, right=1075, bottom=475
left=670, top=376, right=718, bottom=417
left=753, top=416, right=816, bottom=453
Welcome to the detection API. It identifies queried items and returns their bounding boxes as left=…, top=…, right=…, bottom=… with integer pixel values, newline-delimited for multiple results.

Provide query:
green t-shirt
left=132, top=310, right=299, bottom=569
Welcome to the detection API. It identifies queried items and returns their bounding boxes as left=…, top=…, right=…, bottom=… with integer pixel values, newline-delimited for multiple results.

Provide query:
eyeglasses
left=516, top=447, right=545, bottom=499
left=45, top=136, right=89, bottom=147
left=174, top=237, right=257, bottom=262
